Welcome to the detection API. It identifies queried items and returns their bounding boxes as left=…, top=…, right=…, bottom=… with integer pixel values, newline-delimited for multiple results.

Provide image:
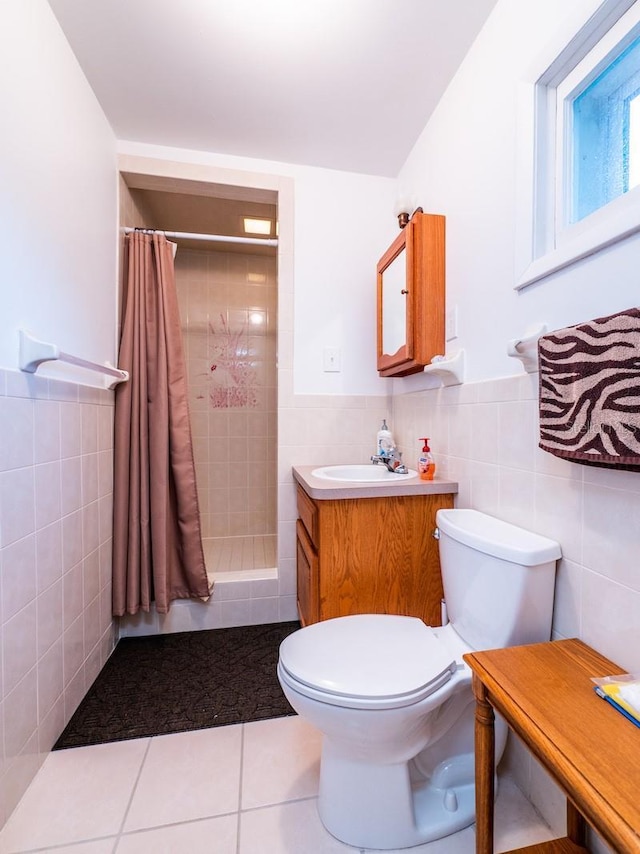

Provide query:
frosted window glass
left=630, top=94, right=640, bottom=189
left=571, top=34, right=640, bottom=223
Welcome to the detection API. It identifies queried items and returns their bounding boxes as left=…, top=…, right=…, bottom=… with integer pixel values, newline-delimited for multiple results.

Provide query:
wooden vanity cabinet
left=295, top=485, right=453, bottom=627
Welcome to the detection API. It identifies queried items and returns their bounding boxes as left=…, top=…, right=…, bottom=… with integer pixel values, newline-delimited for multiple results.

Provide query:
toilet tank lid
left=435, top=509, right=562, bottom=565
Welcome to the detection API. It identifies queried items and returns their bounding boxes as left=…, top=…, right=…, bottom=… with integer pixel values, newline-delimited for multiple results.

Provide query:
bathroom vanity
left=292, top=465, right=458, bottom=626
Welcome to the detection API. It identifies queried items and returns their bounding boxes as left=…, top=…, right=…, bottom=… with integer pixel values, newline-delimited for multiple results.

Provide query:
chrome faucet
left=370, top=448, right=408, bottom=474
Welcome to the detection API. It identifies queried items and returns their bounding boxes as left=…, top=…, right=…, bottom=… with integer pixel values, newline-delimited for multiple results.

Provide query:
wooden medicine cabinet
left=377, top=210, right=445, bottom=377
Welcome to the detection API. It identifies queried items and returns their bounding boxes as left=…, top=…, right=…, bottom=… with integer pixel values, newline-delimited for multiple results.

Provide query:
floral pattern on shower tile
left=204, top=313, right=259, bottom=409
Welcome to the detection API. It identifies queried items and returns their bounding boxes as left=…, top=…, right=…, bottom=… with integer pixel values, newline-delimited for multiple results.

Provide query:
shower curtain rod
left=122, top=227, right=278, bottom=247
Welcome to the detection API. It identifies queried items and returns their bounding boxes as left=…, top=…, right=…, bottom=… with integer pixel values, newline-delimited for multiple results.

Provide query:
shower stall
left=121, top=184, right=278, bottom=585
left=174, top=243, right=278, bottom=582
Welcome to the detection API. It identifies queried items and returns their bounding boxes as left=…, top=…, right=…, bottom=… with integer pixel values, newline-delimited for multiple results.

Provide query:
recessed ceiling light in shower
left=243, top=217, right=272, bottom=236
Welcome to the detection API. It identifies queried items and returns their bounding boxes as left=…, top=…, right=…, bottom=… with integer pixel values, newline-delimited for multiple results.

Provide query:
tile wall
left=0, top=369, right=116, bottom=826
left=392, top=371, right=640, bottom=848
left=120, top=392, right=392, bottom=638
left=175, top=248, right=278, bottom=539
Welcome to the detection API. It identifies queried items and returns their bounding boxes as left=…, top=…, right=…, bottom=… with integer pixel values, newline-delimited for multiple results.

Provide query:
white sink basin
left=311, top=464, right=418, bottom=482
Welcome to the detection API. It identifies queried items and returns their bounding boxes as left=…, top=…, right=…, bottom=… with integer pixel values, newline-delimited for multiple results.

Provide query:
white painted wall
left=291, top=167, right=397, bottom=395
left=117, top=140, right=396, bottom=396
left=394, top=0, right=640, bottom=390
left=0, top=1, right=117, bottom=377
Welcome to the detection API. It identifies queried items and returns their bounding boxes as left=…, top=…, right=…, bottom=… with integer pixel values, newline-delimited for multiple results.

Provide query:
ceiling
left=48, top=0, right=499, bottom=178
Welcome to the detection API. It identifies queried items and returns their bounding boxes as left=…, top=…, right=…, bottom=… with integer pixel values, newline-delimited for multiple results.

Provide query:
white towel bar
left=19, top=330, right=129, bottom=389
left=507, top=324, right=547, bottom=373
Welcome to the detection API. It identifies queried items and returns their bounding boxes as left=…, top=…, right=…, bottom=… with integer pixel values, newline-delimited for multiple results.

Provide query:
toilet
left=277, top=508, right=562, bottom=849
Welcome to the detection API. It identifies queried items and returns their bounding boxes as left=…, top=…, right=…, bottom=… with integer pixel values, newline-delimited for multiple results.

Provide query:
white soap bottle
left=377, top=419, right=394, bottom=456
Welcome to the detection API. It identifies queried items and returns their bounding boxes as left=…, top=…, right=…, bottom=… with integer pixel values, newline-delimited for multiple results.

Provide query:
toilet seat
left=278, top=614, right=457, bottom=710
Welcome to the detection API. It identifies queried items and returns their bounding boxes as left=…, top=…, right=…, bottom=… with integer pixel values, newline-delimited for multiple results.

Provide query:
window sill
left=515, top=190, right=640, bottom=290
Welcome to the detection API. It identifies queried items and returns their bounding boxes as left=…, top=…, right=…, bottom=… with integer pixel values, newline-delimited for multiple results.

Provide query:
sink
left=311, top=464, right=418, bottom=482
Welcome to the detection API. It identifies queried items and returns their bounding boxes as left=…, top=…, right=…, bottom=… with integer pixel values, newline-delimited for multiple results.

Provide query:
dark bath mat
left=54, top=620, right=300, bottom=749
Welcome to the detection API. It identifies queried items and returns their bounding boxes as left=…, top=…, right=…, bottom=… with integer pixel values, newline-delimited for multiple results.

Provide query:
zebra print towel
left=538, top=308, right=640, bottom=470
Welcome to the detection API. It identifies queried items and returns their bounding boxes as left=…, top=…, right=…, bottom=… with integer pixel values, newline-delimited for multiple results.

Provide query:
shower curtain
left=112, top=231, right=210, bottom=615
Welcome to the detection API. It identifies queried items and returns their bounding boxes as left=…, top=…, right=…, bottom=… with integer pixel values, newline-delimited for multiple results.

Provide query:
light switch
left=323, top=347, right=341, bottom=372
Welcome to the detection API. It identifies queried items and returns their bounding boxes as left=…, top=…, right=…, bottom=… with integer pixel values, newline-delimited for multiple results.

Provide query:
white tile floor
left=0, top=715, right=556, bottom=854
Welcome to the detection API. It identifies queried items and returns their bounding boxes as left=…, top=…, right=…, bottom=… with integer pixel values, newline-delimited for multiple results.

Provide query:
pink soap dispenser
left=418, top=438, right=436, bottom=481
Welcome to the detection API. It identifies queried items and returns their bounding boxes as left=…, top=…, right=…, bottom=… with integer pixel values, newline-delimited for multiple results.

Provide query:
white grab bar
left=19, top=329, right=129, bottom=388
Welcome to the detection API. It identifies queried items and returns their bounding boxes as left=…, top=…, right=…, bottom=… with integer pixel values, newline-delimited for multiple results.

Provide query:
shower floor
left=202, top=534, right=277, bottom=577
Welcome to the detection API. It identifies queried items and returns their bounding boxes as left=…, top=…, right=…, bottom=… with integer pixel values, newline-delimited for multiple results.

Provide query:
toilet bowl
left=277, top=509, right=561, bottom=849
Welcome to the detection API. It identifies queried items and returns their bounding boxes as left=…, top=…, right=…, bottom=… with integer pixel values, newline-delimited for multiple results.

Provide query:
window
left=569, top=34, right=640, bottom=223
left=515, top=0, right=640, bottom=289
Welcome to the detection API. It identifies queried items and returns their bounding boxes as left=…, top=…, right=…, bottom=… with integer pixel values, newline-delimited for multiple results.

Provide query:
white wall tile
left=393, top=371, right=640, bottom=849
left=34, top=400, right=61, bottom=465
left=36, top=521, right=63, bottom=593
left=394, top=372, right=640, bottom=828
left=498, top=468, right=535, bottom=529
left=62, top=510, right=83, bottom=573
left=60, top=403, right=82, bottom=459
left=37, top=638, right=64, bottom=724
left=0, top=467, right=35, bottom=547
left=1, top=534, right=36, bottom=622
left=0, top=398, right=33, bottom=471
left=498, top=400, right=536, bottom=472
left=2, top=603, right=37, bottom=694
left=37, top=578, right=63, bottom=657
left=0, top=378, right=114, bottom=822
left=61, top=456, right=82, bottom=515
left=551, top=558, right=582, bottom=640
left=534, top=474, right=583, bottom=564
left=4, top=669, right=38, bottom=761
left=582, top=570, right=640, bottom=673
left=582, top=483, right=640, bottom=591
left=34, top=461, right=62, bottom=529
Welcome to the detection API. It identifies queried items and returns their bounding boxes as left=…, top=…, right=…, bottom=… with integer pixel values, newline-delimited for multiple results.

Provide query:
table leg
left=567, top=799, right=587, bottom=847
left=473, top=674, right=495, bottom=854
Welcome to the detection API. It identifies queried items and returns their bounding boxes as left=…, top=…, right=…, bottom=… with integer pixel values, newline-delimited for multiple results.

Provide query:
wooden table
left=464, top=639, right=640, bottom=854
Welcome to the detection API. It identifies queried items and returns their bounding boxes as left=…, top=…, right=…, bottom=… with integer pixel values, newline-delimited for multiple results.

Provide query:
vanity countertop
left=292, top=465, right=458, bottom=501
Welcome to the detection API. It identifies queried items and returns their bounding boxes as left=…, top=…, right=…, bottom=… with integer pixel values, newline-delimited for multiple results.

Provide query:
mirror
left=376, top=211, right=446, bottom=377
left=381, top=246, right=408, bottom=358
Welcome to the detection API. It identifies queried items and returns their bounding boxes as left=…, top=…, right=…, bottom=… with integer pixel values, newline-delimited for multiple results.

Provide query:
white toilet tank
left=435, top=509, right=562, bottom=651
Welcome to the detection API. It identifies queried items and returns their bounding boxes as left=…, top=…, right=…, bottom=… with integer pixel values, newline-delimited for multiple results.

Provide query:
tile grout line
left=236, top=723, right=246, bottom=854
left=113, top=737, right=153, bottom=848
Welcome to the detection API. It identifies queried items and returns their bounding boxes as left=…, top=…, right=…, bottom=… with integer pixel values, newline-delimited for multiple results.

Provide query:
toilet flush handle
left=433, top=527, right=440, bottom=540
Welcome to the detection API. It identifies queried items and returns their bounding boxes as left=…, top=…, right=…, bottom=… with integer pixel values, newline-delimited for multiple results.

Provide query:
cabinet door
left=296, top=519, right=319, bottom=625
left=377, top=211, right=445, bottom=377
left=318, top=494, right=450, bottom=625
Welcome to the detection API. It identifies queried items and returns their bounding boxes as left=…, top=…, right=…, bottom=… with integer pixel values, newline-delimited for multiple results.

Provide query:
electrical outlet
left=446, top=306, right=458, bottom=341
left=323, top=347, right=341, bottom=372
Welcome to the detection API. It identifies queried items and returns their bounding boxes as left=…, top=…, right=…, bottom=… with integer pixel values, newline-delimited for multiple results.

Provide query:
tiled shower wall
left=175, top=248, right=277, bottom=540
left=0, top=371, right=116, bottom=826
